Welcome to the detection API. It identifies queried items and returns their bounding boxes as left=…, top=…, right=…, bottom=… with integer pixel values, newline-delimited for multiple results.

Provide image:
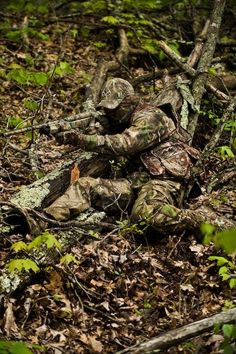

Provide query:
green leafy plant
left=6, top=28, right=49, bottom=43
left=27, top=232, right=62, bottom=250
left=7, top=67, right=48, bottom=86
left=203, top=226, right=236, bottom=255
left=7, top=232, right=62, bottom=274
left=52, top=61, right=75, bottom=77
left=180, top=341, right=196, bottom=353
left=141, top=39, right=159, bottom=54
left=101, top=16, right=120, bottom=25
left=23, top=98, right=39, bottom=111
left=60, top=253, right=79, bottom=265
left=202, top=225, right=236, bottom=289
left=208, top=256, right=236, bottom=289
left=7, top=116, right=24, bottom=129
left=0, top=340, right=43, bottom=354
left=5, top=0, right=49, bottom=14
left=221, top=324, right=236, bottom=354
left=11, top=232, right=62, bottom=253
left=7, top=232, right=79, bottom=274
left=117, top=219, right=148, bottom=237
left=143, top=299, right=152, bottom=309
left=214, top=324, right=236, bottom=354
left=8, top=258, right=40, bottom=273
left=215, top=146, right=235, bottom=159
left=202, top=225, right=236, bottom=350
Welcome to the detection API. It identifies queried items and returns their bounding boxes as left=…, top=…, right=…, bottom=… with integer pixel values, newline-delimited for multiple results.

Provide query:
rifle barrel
left=3, top=112, right=92, bottom=137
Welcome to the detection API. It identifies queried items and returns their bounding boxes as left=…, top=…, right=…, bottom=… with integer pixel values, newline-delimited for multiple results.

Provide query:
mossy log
left=10, top=151, right=109, bottom=210
left=0, top=152, right=110, bottom=295
left=1, top=152, right=110, bottom=234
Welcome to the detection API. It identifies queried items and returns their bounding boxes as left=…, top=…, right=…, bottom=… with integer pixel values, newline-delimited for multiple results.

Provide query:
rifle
left=3, top=110, right=104, bottom=137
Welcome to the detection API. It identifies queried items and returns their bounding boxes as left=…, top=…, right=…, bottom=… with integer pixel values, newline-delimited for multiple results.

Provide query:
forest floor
left=0, top=12, right=235, bottom=354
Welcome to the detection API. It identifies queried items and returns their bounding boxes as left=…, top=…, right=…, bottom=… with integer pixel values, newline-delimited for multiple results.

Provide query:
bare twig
left=6, top=143, right=29, bottom=155
left=206, top=82, right=229, bottom=100
left=21, top=16, right=29, bottom=46
left=157, top=40, right=230, bottom=103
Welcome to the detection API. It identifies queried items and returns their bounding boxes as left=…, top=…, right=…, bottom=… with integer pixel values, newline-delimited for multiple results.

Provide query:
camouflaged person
left=46, top=78, right=234, bottom=232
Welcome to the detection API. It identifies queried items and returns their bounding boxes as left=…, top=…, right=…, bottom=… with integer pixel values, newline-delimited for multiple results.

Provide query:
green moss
left=10, top=164, right=69, bottom=208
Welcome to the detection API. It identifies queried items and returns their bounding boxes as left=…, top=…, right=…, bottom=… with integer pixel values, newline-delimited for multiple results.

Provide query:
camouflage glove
left=55, top=130, right=82, bottom=145
left=55, top=131, right=101, bottom=151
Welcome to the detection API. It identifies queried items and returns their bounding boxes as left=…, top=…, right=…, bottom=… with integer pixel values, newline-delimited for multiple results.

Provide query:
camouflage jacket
left=60, top=100, right=199, bottom=180
left=61, top=101, right=175, bottom=153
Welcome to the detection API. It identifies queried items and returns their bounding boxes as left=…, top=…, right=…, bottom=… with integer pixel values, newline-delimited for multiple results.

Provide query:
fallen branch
left=158, top=41, right=230, bottom=102
left=158, top=41, right=196, bottom=77
left=117, top=308, right=236, bottom=354
left=5, top=152, right=109, bottom=210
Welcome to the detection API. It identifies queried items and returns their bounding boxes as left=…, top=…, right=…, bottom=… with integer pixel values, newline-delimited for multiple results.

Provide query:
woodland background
left=0, top=0, right=236, bottom=353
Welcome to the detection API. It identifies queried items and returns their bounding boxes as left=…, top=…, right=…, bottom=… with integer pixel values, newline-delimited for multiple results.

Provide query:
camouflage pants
left=131, top=179, right=184, bottom=234
left=45, top=177, right=235, bottom=232
left=131, top=179, right=235, bottom=233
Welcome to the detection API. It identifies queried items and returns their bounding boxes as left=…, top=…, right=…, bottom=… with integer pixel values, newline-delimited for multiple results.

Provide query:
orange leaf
left=70, top=162, right=80, bottom=185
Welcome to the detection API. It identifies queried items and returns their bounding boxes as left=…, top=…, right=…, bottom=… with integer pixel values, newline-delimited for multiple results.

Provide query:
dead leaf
left=88, top=335, right=103, bottom=353
left=45, top=270, right=63, bottom=291
left=180, top=284, right=195, bottom=292
left=97, top=249, right=110, bottom=268
left=50, top=329, right=67, bottom=342
left=100, top=301, right=110, bottom=311
left=4, top=299, right=19, bottom=336
left=119, top=254, right=127, bottom=264
left=189, top=244, right=205, bottom=256
left=70, top=161, right=80, bottom=185
left=173, top=260, right=184, bottom=267
left=35, top=324, right=48, bottom=337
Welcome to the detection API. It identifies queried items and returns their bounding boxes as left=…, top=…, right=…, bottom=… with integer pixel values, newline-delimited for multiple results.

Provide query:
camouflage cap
left=98, top=78, right=135, bottom=109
